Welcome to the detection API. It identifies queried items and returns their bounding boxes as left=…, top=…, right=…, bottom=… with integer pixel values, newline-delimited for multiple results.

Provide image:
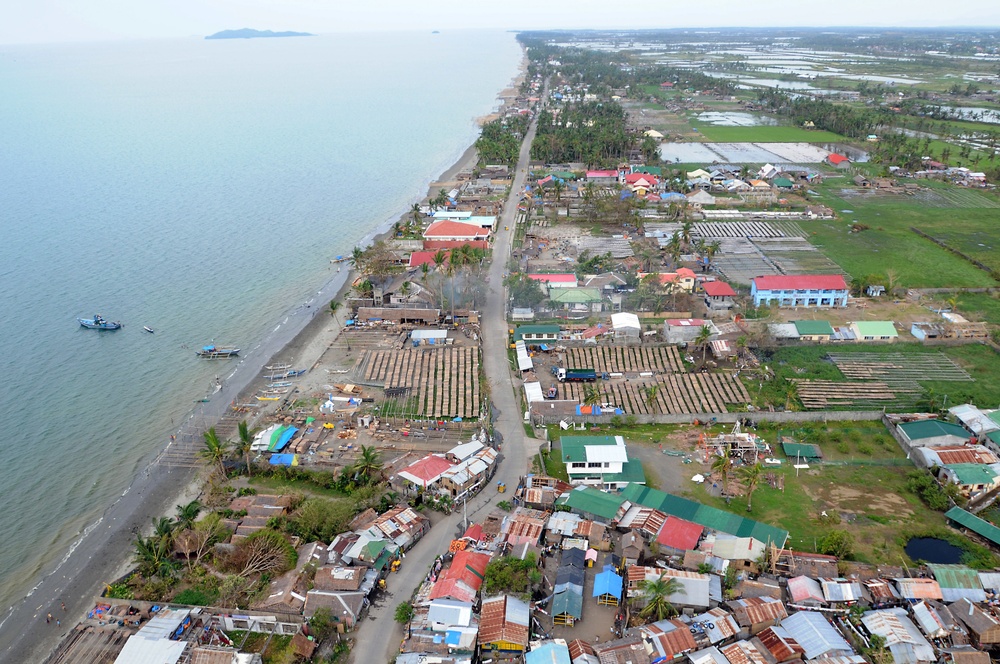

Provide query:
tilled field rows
left=563, top=346, right=686, bottom=374
left=792, top=379, right=921, bottom=410
left=361, top=347, right=481, bottom=419
left=559, top=373, right=750, bottom=414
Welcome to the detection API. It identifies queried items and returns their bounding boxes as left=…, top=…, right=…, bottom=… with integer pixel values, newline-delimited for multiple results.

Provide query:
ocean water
left=0, top=30, right=521, bottom=611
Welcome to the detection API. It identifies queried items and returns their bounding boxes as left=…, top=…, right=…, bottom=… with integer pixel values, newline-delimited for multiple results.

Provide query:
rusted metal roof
left=757, top=626, right=805, bottom=662
left=644, top=619, right=697, bottom=659
left=478, top=595, right=530, bottom=647
left=894, top=577, right=943, bottom=601
left=725, top=597, right=788, bottom=627
left=721, top=640, right=770, bottom=664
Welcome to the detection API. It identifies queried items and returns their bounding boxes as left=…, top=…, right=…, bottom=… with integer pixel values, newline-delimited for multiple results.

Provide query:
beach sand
left=0, top=94, right=504, bottom=664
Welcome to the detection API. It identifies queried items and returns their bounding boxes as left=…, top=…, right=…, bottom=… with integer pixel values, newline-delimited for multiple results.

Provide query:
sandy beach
left=0, top=64, right=523, bottom=663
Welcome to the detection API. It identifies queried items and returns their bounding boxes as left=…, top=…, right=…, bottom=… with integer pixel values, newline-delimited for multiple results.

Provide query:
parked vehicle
left=556, top=367, right=597, bottom=383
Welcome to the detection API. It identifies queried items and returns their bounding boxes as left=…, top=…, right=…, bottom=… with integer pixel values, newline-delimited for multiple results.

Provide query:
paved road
left=359, top=100, right=542, bottom=664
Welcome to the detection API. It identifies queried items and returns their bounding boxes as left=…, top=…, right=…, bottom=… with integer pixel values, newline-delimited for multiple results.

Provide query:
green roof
left=987, top=430, right=1000, bottom=446
left=945, top=506, right=1000, bottom=546
left=604, top=459, right=646, bottom=485
left=793, top=320, right=835, bottom=336
left=552, top=589, right=583, bottom=618
left=513, top=324, right=561, bottom=341
left=773, top=177, right=795, bottom=188
left=633, top=166, right=663, bottom=176
left=852, top=321, right=898, bottom=338
left=781, top=442, right=822, bottom=459
left=558, top=486, right=625, bottom=520
left=989, top=411, right=1000, bottom=427
left=945, top=463, right=998, bottom=485
left=898, top=419, right=970, bottom=442
left=927, top=563, right=982, bottom=589
left=559, top=436, right=622, bottom=464
left=549, top=170, right=578, bottom=180
left=550, top=287, right=603, bottom=304
left=619, top=484, right=788, bottom=546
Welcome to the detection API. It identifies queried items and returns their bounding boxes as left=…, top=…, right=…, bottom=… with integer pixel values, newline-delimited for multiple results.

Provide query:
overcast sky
left=2, top=0, right=999, bottom=45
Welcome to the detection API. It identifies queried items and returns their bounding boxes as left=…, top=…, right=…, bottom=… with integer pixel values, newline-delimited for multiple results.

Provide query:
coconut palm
left=353, top=445, right=384, bottom=486
left=410, top=203, right=423, bottom=226
left=152, top=516, right=175, bottom=543
left=133, top=534, right=177, bottom=579
left=740, top=462, right=764, bottom=512
left=199, top=427, right=229, bottom=476
left=236, top=420, right=256, bottom=477
left=349, top=246, right=365, bottom=272
left=583, top=385, right=605, bottom=407
left=712, top=454, right=732, bottom=494
left=175, top=500, right=202, bottom=531
left=644, top=385, right=659, bottom=410
left=638, top=573, right=684, bottom=621
left=694, top=324, right=713, bottom=365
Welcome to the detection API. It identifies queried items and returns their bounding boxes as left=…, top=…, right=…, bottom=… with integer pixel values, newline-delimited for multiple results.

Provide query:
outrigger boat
left=196, top=344, right=240, bottom=359
left=143, top=326, right=154, bottom=333
left=78, top=314, right=122, bottom=330
left=255, top=395, right=281, bottom=402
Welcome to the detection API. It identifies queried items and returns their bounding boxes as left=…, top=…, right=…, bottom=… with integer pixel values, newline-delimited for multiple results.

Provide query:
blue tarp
left=445, top=630, right=461, bottom=646
left=539, top=344, right=551, bottom=351
left=593, top=569, right=623, bottom=599
left=269, top=454, right=296, bottom=466
left=272, top=427, right=298, bottom=452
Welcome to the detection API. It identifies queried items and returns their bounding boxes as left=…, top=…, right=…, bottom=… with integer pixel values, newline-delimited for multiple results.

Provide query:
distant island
left=205, top=28, right=313, bottom=40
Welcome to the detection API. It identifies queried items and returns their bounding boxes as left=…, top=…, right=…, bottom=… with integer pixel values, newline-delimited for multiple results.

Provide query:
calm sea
left=0, top=30, right=521, bottom=611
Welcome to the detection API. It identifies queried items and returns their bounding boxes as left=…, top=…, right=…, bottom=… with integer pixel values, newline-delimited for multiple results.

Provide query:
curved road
left=358, top=98, right=542, bottom=664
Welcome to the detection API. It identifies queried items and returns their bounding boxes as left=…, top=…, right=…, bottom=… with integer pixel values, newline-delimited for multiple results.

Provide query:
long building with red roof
left=750, top=274, right=849, bottom=308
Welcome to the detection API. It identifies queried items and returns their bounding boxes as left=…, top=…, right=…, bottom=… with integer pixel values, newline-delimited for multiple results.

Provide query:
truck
left=556, top=368, right=597, bottom=383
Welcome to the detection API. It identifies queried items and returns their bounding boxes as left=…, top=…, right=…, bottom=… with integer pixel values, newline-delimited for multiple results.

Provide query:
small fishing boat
left=78, top=314, right=122, bottom=330
left=265, top=363, right=291, bottom=371
left=285, top=369, right=307, bottom=377
left=256, top=395, right=281, bottom=402
left=143, top=326, right=154, bottom=334
left=268, top=381, right=292, bottom=388
left=196, top=344, right=240, bottom=359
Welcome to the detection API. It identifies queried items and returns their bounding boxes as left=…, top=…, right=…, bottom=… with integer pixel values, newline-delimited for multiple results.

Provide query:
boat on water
left=196, top=344, right=240, bottom=359
left=78, top=314, right=122, bottom=330
left=143, top=326, right=154, bottom=333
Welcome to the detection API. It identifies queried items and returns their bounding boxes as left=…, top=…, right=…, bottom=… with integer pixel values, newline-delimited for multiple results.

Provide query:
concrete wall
left=531, top=410, right=884, bottom=426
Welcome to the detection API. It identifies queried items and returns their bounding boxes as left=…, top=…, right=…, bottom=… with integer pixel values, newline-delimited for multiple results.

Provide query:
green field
left=750, top=344, right=1000, bottom=411
left=807, top=182, right=1000, bottom=287
left=693, top=124, right=845, bottom=143
left=957, top=292, right=1000, bottom=326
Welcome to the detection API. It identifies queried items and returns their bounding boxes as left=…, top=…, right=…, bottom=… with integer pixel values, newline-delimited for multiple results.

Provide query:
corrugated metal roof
left=861, top=609, right=935, bottom=664
left=782, top=610, right=853, bottom=660
left=726, top=597, right=787, bottom=627
left=479, top=595, right=529, bottom=647
left=911, top=601, right=950, bottom=639
left=894, top=577, right=943, bottom=601
left=863, top=578, right=899, bottom=602
left=821, top=578, right=863, bottom=603
left=552, top=589, right=583, bottom=619
left=945, top=506, right=1000, bottom=547
left=757, top=626, right=804, bottom=662
left=720, top=640, right=770, bottom=664
left=691, top=608, right=740, bottom=644
left=787, top=575, right=825, bottom=604
left=526, top=641, right=573, bottom=664
left=643, top=619, right=697, bottom=659
left=928, top=564, right=987, bottom=603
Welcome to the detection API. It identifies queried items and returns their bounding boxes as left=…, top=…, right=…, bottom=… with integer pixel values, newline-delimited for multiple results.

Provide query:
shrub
left=173, top=588, right=216, bottom=606
left=856, top=442, right=874, bottom=456
left=836, top=442, right=850, bottom=455
left=819, top=530, right=855, bottom=559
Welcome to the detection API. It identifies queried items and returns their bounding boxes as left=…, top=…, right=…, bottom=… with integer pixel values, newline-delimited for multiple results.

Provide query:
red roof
left=660, top=81, right=674, bottom=88
left=397, top=455, right=455, bottom=486
left=657, top=516, right=704, bottom=551
left=428, top=578, right=477, bottom=603
left=423, top=240, right=490, bottom=250
left=445, top=549, right=490, bottom=591
left=703, top=281, right=736, bottom=297
left=423, top=220, right=490, bottom=239
left=528, top=273, right=577, bottom=283
left=827, top=153, right=849, bottom=165
left=586, top=170, right=618, bottom=179
left=463, top=523, right=484, bottom=542
left=752, top=274, right=847, bottom=291
left=625, top=172, right=657, bottom=185
left=408, top=250, right=449, bottom=269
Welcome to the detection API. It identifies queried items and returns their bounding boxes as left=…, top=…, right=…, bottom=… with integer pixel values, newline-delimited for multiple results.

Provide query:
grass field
left=750, top=344, right=1000, bottom=411
left=693, top=124, right=845, bottom=143
left=807, top=182, right=1000, bottom=287
left=957, top=292, right=1000, bottom=326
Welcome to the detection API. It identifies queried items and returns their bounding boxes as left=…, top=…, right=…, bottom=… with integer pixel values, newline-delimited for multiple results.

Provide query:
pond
left=905, top=537, right=964, bottom=564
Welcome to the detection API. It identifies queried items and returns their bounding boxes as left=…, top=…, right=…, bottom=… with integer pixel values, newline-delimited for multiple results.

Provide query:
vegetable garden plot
left=563, top=346, right=686, bottom=374
left=360, top=347, right=481, bottom=419
left=828, top=352, right=973, bottom=384
left=559, top=373, right=750, bottom=414
left=694, top=221, right=786, bottom=238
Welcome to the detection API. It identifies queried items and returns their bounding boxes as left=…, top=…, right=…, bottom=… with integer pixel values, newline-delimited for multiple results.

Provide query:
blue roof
left=593, top=568, right=623, bottom=600
left=526, top=641, right=572, bottom=664
left=269, top=454, right=296, bottom=466
left=271, top=426, right=298, bottom=452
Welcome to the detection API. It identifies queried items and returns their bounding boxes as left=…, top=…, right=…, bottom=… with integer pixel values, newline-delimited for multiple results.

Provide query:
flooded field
left=695, top=112, right=777, bottom=127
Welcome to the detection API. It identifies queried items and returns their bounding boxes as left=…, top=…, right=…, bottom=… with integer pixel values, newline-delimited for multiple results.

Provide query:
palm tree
left=583, top=385, right=605, bottom=407
left=552, top=179, right=565, bottom=201
left=353, top=445, right=384, bottom=486
left=199, top=427, right=229, bottom=476
left=432, top=249, right=448, bottom=272
left=174, top=500, right=202, bottom=531
left=236, top=420, right=256, bottom=476
left=349, top=246, right=365, bottom=273
left=644, top=385, right=659, bottom=411
left=638, top=573, right=684, bottom=621
left=152, top=516, right=175, bottom=543
left=740, top=463, right=764, bottom=512
left=712, top=454, right=732, bottom=494
left=329, top=299, right=341, bottom=322
left=694, top=324, right=713, bottom=365
left=680, top=221, right=694, bottom=249
left=410, top=203, right=423, bottom=227
left=133, top=535, right=177, bottom=579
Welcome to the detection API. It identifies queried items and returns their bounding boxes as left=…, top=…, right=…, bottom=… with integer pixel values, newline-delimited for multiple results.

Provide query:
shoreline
left=0, top=56, right=524, bottom=664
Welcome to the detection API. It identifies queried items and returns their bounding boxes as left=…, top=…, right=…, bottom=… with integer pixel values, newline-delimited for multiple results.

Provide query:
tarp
left=269, top=454, right=298, bottom=466
left=270, top=426, right=299, bottom=452
left=593, top=569, right=623, bottom=600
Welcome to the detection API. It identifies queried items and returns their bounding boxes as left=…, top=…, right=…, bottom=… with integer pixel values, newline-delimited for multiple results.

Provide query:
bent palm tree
left=712, top=454, right=732, bottom=494
left=638, top=574, right=684, bottom=621
left=583, top=385, right=605, bottom=407
left=199, top=428, right=229, bottom=476
left=174, top=500, right=202, bottom=531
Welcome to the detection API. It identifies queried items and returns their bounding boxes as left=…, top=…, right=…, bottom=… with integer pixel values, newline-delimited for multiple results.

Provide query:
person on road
left=46, top=613, right=52, bottom=624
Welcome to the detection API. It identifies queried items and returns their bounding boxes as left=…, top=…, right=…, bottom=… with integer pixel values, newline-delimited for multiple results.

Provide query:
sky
left=2, top=0, right=1000, bottom=45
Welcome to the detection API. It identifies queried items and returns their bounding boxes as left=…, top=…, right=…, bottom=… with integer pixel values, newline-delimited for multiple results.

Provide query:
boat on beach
left=77, top=314, right=122, bottom=330
left=196, top=344, right=240, bottom=359
left=256, top=395, right=281, bottom=401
